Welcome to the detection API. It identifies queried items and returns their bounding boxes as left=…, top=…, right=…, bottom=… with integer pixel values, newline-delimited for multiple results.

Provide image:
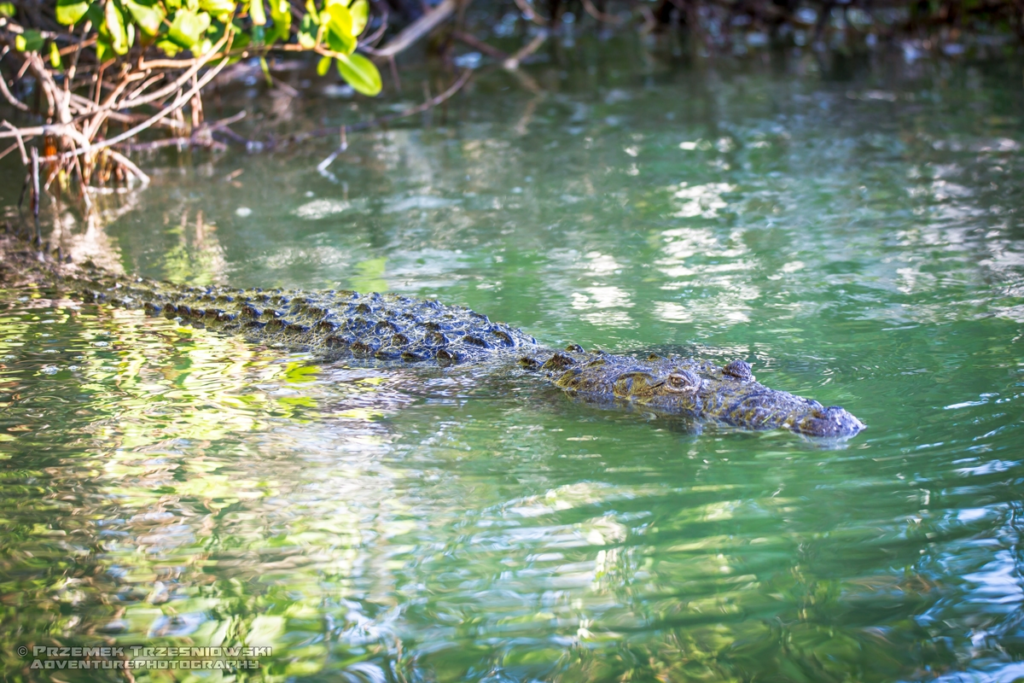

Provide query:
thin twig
left=42, top=155, right=65, bottom=193
left=116, top=136, right=228, bottom=152
left=503, top=29, right=548, bottom=69
left=90, top=33, right=231, bottom=116
left=372, top=0, right=457, bottom=58
left=125, top=73, right=165, bottom=102
left=0, top=19, right=84, bottom=43
left=30, top=145, right=40, bottom=243
left=295, top=68, right=473, bottom=144
left=514, top=0, right=548, bottom=25
left=513, top=94, right=541, bottom=135
left=0, top=141, right=19, bottom=161
left=104, top=148, right=151, bottom=186
left=316, top=137, right=348, bottom=175
left=581, top=0, right=624, bottom=24
left=207, top=111, right=247, bottom=130
left=1, top=120, right=29, bottom=164
left=41, top=52, right=232, bottom=162
left=116, top=111, right=245, bottom=152
left=71, top=148, right=91, bottom=210
left=638, top=5, right=657, bottom=33
left=0, top=46, right=30, bottom=111
left=451, top=31, right=509, bottom=60
left=361, top=5, right=390, bottom=46
left=349, top=68, right=472, bottom=129
left=389, top=56, right=402, bottom=93
left=63, top=20, right=90, bottom=85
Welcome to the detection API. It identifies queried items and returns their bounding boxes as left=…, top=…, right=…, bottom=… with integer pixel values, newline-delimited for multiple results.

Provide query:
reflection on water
left=1, top=52, right=1023, bottom=681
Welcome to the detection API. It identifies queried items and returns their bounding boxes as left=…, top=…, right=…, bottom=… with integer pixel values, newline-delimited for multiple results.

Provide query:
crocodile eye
left=665, top=371, right=702, bottom=394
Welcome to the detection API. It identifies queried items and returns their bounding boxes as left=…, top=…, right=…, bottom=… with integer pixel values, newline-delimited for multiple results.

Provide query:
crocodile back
left=81, top=275, right=540, bottom=364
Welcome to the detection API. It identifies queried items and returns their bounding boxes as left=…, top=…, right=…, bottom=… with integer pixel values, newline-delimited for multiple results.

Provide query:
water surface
left=1, top=51, right=1023, bottom=682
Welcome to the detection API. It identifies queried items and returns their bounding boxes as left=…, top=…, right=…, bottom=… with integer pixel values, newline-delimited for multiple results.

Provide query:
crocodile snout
left=794, top=405, right=865, bottom=437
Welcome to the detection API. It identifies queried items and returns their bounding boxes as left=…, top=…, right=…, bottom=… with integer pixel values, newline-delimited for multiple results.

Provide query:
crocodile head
left=551, top=354, right=865, bottom=438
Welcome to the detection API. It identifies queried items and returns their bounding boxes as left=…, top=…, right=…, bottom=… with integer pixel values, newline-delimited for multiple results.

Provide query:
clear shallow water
left=1, top=53, right=1023, bottom=681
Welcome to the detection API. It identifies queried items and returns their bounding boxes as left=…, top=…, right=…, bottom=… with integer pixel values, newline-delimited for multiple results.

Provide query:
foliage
left=31, top=0, right=380, bottom=96
left=0, top=0, right=385, bottom=199
left=1, top=0, right=1020, bottom=198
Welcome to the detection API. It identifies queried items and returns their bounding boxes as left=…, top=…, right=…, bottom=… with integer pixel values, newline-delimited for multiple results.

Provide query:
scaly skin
left=0, top=238, right=864, bottom=437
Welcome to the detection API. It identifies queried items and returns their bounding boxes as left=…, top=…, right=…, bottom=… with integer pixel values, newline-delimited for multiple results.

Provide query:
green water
left=1, top=53, right=1023, bottom=682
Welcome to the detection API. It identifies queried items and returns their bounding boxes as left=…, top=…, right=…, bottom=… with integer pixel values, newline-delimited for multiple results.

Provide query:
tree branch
left=513, top=0, right=548, bottom=25
left=451, top=31, right=509, bottom=60
left=0, top=47, right=30, bottom=112
left=503, top=29, right=547, bottom=69
left=370, top=0, right=457, bottom=58
left=44, top=52, right=232, bottom=161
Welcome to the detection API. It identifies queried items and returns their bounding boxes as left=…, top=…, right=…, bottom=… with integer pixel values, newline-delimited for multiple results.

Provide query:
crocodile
left=0, top=237, right=864, bottom=438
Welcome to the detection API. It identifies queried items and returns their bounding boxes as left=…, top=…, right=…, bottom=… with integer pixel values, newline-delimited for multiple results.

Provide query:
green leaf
left=298, top=13, right=317, bottom=47
left=156, top=38, right=181, bottom=55
left=268, top=0, right=290, bottom=43
left=249, top=0, right=265, bottom=25
left=349, top=0, right=367, bottom=35
left=49, top=41, right=64, bottom=68
left=322, top=2, right=350, bottom=36
left=336, top=51, right=380, bottom=96
left=259, top=56, right=273, bottom=86
left=55, top=0, right=90, bottom=25
left=321, top=1, right=356, bottom=52
left=95, top=35, right=115, bottom=60
left=198, top=0, right=236, bottom=15
left=218, top=20, right=250, bottom=55
left=168, top=8, right=211, bottom=47
left=105, top=0, right=129, bottom=54
left=85, top=2, right=105, bottom=25
left=316, top=54, right=331, bottom=76
left=304, top=0, right=319, bottom=22
left=15, top=30, right=45, bottom=52
left=326, top=28, right=355, bottom=54
left=0, top=2, right=15, bottom=17
left=123, top=0, right=165, bottom=35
